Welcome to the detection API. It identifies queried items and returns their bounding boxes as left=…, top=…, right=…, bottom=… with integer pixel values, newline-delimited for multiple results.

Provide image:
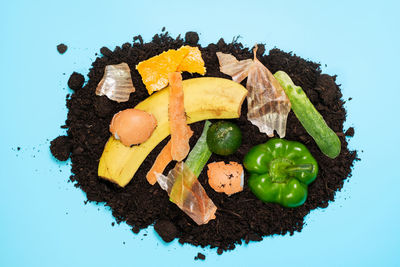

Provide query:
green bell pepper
left=243, top=138, right=318, bottom=208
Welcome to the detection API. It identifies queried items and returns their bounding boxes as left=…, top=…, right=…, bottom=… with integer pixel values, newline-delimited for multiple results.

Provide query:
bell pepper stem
left=285, top=164, right=315, bottom=175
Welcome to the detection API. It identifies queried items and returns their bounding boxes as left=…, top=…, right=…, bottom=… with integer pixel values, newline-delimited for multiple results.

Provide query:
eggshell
left=207, top=161, right=244, bottom=196
left=109, top=109, right=157, bottom=146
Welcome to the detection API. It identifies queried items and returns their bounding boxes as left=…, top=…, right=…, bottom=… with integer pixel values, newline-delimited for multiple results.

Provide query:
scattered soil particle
left=57, top=43, right=68, bottom=54
left=50, top=136, right=71, bottom=161
left=195, top=253, right=206, bottom=260
left=345, top=127, right=355, bottom=137
left=51, top=31, right=358, bottom=254
left=154, top=219, right=179, bottom=243
left=67, top=72, right=85, bottom=91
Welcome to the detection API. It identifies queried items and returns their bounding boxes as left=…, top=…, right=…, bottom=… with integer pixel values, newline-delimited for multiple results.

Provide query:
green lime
left=206, top=121, right=242, bottom=156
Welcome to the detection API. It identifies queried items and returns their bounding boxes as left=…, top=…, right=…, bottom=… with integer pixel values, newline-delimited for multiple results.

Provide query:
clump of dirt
left=57, top=43, right=68, bottom=54
left=154, top=219, right=178, bottom=243
left=50, top=32, right=358, bottom=253
left=195, top=253, right=206, bottom=260
left=50, top=136, right=71, bottom=161
left=67, top=72, right=85, bottom=91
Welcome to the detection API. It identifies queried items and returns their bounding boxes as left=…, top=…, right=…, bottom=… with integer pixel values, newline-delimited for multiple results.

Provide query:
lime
left=206, top=121, right=242, bottom=156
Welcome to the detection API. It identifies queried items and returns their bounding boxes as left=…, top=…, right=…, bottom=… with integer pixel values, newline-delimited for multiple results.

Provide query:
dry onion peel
left=95, top=62, right=136, bottom=102
left=217, top=45, right=291, bottom=138
left=216, top=52, right=252, bottom=83
left=156, top=162, right=217, bottom=225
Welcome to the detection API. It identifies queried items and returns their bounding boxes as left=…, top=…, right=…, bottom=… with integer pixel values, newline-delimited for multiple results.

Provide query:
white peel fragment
left=217, top=45, right=291, bottom=138
left=96, top=62, right=135, bottom=103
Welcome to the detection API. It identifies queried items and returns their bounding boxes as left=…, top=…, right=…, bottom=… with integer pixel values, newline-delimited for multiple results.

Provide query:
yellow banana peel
left=98, top=77, right=247, bottom=187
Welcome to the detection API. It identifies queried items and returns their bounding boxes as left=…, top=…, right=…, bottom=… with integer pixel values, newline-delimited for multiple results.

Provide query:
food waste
left=98, top=44, right=340, bottom=218
left=50, top=33, right=356, bottom=253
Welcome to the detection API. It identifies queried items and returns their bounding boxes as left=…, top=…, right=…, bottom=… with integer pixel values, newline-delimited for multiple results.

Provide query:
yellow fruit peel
left=98, top=77, right=247, bottom=187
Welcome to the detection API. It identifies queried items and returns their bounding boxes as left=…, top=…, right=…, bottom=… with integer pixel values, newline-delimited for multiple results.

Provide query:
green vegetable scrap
left=206, top=121, right=242, bottom=156
left=185, top=120, right=212, bottom=177
left=244, top=138, right=318, bottom=208
left=274, top=71, right=341, bottom=159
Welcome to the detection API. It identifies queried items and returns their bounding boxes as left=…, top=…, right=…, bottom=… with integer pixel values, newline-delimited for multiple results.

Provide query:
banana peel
left=98, top=77, right=248, bottom=187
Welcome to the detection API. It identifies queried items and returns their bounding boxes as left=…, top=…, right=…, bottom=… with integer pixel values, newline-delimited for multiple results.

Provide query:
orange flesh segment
left=136, top=46, right=206, bottom=95
left=168, top=72, right=193, bottom=161
left=146, top=140, right=172, bottom=185
left=136, top=49, right=187, bottom=95
left=177, top=46, right=206, bottom=75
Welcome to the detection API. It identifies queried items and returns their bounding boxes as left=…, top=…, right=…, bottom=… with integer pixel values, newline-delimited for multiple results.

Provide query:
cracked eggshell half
left=109, top=109, right=157, bottom=146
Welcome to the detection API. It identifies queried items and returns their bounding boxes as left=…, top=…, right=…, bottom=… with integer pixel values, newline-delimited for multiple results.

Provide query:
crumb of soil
left=57, top=43, right=68, bottom=54
left=68, top=72, right=85, bottom=91
left=50, top=136, right=71, bottom=161
left=154, top=219, right=178, bottom=243
left=195, top=253, right=206, bottom=260
left=345, top=127, right=355, bottom=137
left=51, top=31, right=358, bottom=254
left=185, top=32, right=199, bottom=45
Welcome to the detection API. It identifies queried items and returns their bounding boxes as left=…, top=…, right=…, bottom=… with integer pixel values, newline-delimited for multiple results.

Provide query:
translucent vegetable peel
left=216, top=53, right=252, bottom=83
left=217, top=45, right=291, bottom=138
left=95, top=63, right=135, bottom=102
left=157, top=162, right=217, bottom=225
left=156, top=121, right=216, bottom=225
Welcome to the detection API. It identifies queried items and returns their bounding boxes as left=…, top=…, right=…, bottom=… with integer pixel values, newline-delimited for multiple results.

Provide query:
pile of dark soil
left=50, top=32, right=357, bottom=254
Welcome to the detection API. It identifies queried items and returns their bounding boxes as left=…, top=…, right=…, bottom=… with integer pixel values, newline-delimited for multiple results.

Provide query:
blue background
left=1, top=0, right=399, bottom=266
